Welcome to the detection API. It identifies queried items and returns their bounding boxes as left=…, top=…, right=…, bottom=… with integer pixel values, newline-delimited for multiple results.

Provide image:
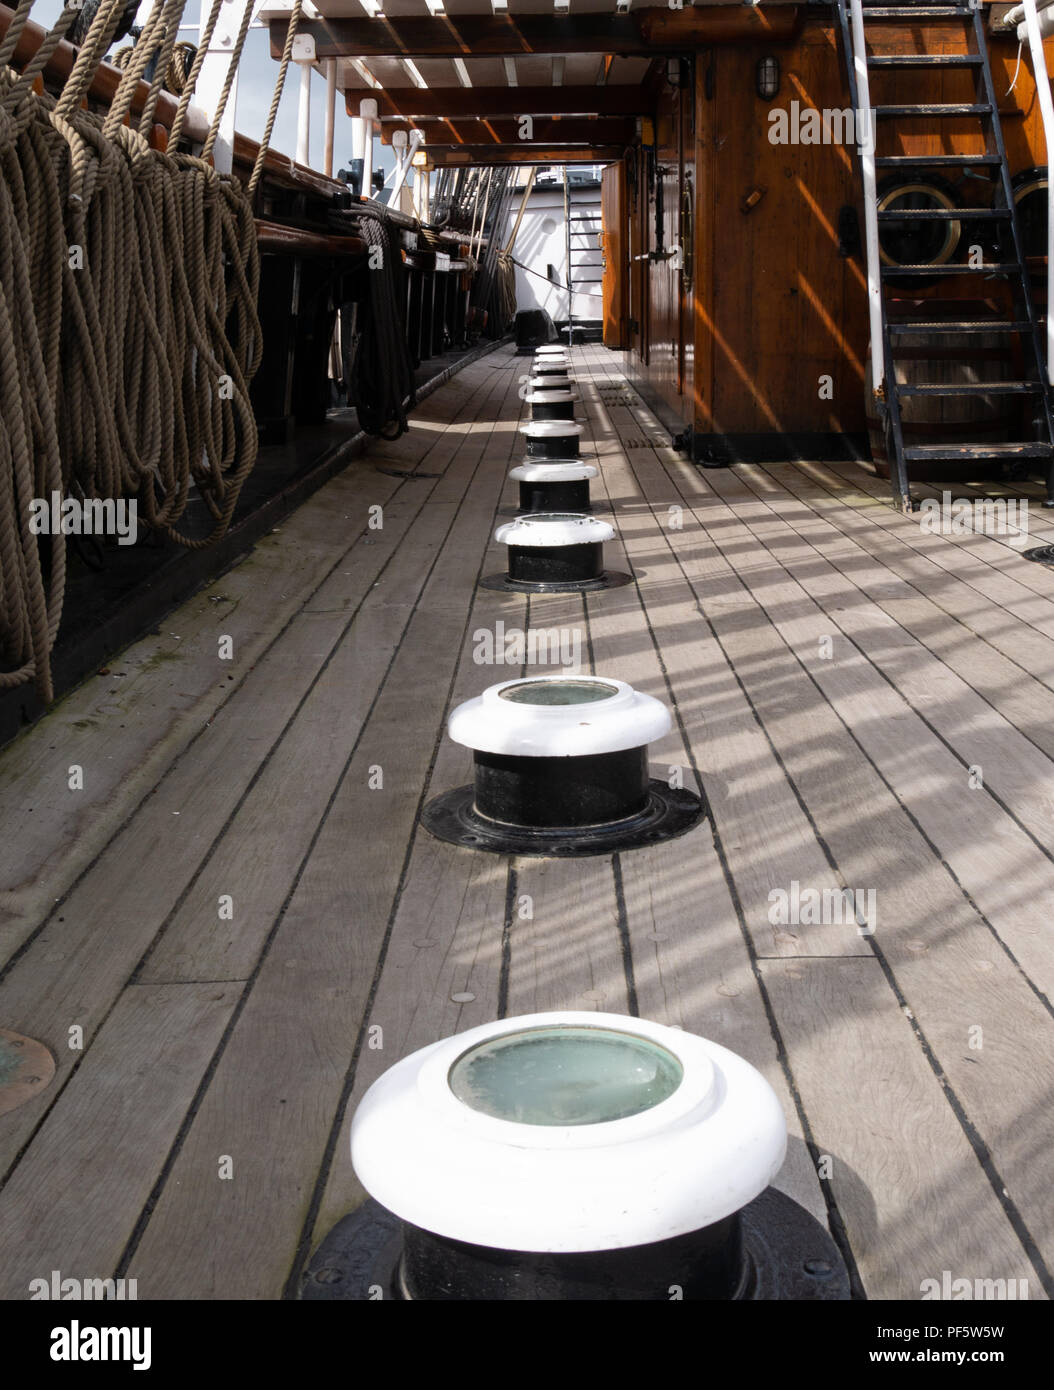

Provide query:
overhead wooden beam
left=274, top=7, right=803, bottom=61
left=426, top=146, right=624, bottom=167
left=380, top=117, right=636, bottom=147
left=352, top=86, right=648, bottom=120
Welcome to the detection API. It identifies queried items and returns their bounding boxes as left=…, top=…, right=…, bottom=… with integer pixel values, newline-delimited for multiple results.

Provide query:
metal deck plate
left=0, top=1029, right=55, bottom=1117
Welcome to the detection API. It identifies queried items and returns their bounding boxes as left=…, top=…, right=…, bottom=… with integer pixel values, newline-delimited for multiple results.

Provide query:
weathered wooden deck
left=1, top=342, right=1052, bottom=1301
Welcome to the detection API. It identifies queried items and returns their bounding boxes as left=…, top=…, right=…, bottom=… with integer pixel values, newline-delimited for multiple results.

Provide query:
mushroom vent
left=420, top=674, right=705, bottom=855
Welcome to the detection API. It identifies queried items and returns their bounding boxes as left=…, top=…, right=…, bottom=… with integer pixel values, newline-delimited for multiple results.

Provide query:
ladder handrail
left=844, top=0, right=885, bottom=397
left=1010, top=0, right=1054, bottom=383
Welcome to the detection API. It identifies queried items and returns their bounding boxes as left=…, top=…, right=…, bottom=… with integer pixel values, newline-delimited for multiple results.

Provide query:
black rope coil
left=341, top=206, right=416, bottom=439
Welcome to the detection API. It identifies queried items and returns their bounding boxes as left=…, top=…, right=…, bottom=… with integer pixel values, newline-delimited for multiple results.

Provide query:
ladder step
left=866, top=54, right=982, bottom=68
left=873, top=104, right=992, bottom=117
left=903, top=444, right=1054, bottom=461
left=877, top=208, right=1010, bottom=221
left=881, top=263, right=1021, bottom=276
left=875, top=155, right=1001, bottom=168
left=897, top=381, right=1042, bottom=397
left=861, top=6, right=971, bottom=17
left=888, top=321, right=1034, bottom=334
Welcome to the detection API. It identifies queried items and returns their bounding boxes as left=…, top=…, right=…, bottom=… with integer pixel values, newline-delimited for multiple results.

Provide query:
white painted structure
left=508, top=172, right=604, bottom=326
left=351, top=1011, right=788, bottom=1252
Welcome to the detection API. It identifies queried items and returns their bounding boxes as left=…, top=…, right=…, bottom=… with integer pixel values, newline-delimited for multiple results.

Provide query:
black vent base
left=420, top=778, right=704, bottom=856
left=300, top=1188, right=851, bottom=1301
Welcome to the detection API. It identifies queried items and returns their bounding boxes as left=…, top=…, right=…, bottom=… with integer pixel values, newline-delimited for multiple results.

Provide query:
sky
left=30, top=0, right=389, bottom=174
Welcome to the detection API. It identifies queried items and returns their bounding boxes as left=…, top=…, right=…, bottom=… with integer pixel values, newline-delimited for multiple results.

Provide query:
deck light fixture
left=521, top=420, right=584, bottom=459
left=665, top=57, right=688, bottom=89
left=483, top=512, right=629, bottom=592
left=527, top=375, right=572, bottom=395
left=527, top=385, right=578, bottom=421
left=304, top=1012, right=851, bottom=1300
left=509, top=459, right=598, bottom=514
left=756, top=56, right=780, bottom=101
left=420, top=674, right=703, bottom=855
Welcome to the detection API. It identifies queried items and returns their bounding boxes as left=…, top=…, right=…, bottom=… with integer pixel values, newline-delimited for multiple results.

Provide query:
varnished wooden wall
left=601, top=163, right=628, bottom=348
left=617, top=17, right=1054, bottom=451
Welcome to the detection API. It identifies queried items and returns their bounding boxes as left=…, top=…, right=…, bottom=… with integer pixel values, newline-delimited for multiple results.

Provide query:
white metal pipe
left=360, top=98, right=378, bottom=198
left=386, top=129, right=422, bottom=206
left=849, top=0, right=884, bottom=396
left=1018, top=0, right=1054, bottom=382
left=350, top=117, right=366, bottom=163
left=1004, top=0, right=1054, bottom=26
left=296, top=60, right=311, bottom=168
left=324, top=59, right=336, bottom=178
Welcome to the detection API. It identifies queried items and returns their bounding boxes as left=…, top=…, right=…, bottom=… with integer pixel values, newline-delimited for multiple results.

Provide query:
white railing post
left=849, top=0, right=885, bottom=398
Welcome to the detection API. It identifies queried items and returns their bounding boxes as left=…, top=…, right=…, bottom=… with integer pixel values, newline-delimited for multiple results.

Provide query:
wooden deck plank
left=762, top=462, right=1054, bottom=722
left=123, top=356, right=527, bottom=1298
left=0, top=358, right=513, bottom=1173
left=304, top=445, right=540, bottom=1243
left=821, top=458, right=1054, bottom=611
left=701, top=461, right=1054, bottom=1002
left=0, top=982, right=239, bottom=1299
left=2, top=343, right=1053, bottom=1302
left=138, top=373, right=516, bottom=984
left=760, top=958, right=1040, bottom=1300
left=0, top=366, right=507, bottom=955
left=589, top=407, right=874, bottom=960
left=592, top=370, right=1054, bottom=1290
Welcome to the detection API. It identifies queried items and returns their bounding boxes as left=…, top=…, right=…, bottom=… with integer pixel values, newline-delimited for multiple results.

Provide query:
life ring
left=1012, top=166, right=1047, bottom=259
left=877, top=175, right=961, bottom=269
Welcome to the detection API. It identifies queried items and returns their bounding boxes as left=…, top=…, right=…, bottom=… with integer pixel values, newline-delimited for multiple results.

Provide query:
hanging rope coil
left=341, top=205, right=416, bottom=439
left=0, top=0, right=299, bottom=701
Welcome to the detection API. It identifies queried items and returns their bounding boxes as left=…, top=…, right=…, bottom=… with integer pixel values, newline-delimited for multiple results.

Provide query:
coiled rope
left=340, top=204, right=416, bottom=439
left=0, top=0, right=301, bottom=701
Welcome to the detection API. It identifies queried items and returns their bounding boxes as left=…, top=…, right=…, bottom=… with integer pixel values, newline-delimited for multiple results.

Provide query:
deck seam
left=276, top=355, right=528, bottom=1299
left=579, top=346, right=867, bottom=1295
left=698, top=465, right=1054, bottom=1004
left=110, top=360, right=522, bottom=1288
left=606, top=361, right=1052, bottom=1295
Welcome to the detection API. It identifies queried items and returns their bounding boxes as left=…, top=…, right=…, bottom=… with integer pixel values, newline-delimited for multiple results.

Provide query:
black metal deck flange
left=531, top=400, right=577, bottom=421
left=1024, top=543, right=1054, bottom=566
left=419, top=775, right=704, bottom=857
left=484, top=513, right=627, bottom=593
left=425, top=675, right=697, bottom=855
left=480, top=570, right=631, bottom=594
left=517, top=477, right=593, bottom=513
left=301, top=1188, right=851, bottom=1301
left=524, top=427, right=584, bottom=459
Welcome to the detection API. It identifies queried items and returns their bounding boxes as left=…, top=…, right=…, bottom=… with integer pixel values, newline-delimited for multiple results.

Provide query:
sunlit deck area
left=1, top=343, right=1053, bottom=1301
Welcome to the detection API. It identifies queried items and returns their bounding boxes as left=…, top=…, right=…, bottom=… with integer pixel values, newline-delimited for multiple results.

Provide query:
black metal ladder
left=562, top=169, right=604, bottom=344
left=835, top=0, right=1054, bottom=510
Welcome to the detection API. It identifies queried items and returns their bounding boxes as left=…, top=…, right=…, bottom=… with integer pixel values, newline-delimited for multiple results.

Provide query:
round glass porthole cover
left=498, top=678, right=618, bottom=707
left=448, top=1024, right=684, bottom=1125
left=349, top=1011, right=788, bottom=1252
left=447, top=674, right=672, bottom=757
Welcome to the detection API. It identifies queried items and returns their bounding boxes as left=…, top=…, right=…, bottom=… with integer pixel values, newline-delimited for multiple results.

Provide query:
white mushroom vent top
left=509, top=461, right=597, bottom=482
left=494, top=513, right=613, bottom=547
left=447, top=674, right=670, bottom=757
left=520, top=421, right=584, bottom=439
left=350, top=1011, right=788, bottom=1253
left=525, top=387, right=577, bottom=402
